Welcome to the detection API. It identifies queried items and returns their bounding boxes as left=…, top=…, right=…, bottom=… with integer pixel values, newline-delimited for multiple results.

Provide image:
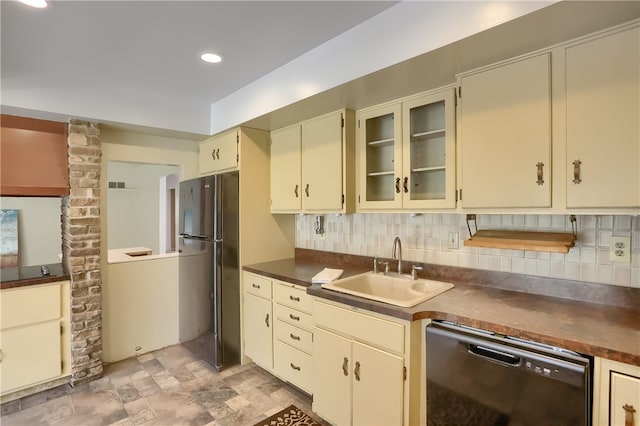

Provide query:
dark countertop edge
left=243, top=256, right=640, bottom=367
left=0, top=263, right=70, bottom=289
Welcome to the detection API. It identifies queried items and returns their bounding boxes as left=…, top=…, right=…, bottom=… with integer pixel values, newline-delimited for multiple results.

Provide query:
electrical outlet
left=448, top=231, right=459, bottom=249
left=609, top=236, right=631, bottom=263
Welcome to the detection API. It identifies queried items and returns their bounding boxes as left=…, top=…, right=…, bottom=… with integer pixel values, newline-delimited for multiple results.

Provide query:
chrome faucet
left=392, top=236, right=402, bottom=274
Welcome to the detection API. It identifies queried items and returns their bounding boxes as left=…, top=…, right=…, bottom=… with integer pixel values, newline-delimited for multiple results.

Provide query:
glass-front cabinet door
left=357, top=88, right=456, bottom=211
left=357, top=103, right=402, bottom=209
left=402, top=89, right=456, bottom=209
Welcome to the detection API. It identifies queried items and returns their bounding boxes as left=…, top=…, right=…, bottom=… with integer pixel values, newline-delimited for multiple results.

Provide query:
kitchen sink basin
left=321, top=272, right=454, bottom=307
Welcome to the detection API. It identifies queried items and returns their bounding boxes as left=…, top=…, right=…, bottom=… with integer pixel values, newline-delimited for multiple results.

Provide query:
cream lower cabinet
left=0, top=281, right=71, bottom=396
left=565, top=24, right=639, bottom=209
left=243, top=272, right=273, bottom=371
left=594, top=357, right=640, bottom=426
left=273, top=281, right=314, bottom=394
left=313, top=299, right=413, bottom=426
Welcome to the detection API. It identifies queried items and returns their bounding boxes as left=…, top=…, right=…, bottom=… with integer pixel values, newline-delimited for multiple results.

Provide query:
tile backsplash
left=296, top=214, right=639, bottom=288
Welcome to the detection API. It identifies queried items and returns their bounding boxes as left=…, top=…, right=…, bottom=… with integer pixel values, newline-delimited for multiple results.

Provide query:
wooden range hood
left=1, top=115, right=69, bottom=197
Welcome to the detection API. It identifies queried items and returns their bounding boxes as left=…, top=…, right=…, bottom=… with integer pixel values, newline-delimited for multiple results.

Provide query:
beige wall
left=296, top=213, right=639, bottom=288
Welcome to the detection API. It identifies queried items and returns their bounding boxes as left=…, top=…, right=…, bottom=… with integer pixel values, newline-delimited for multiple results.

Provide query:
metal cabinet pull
left=252, top=283, right=260, bottom=289
left=395, top=177, right=401, bottom=194
left=264, top=313, right=269, bottom=328
left=211, top=150, right=216, bottom=160
left=0, top=349, right=3, bottom=362
left=536, top=162, right=544, bottom=185
left=216, top=148, right=220, bottom=159
left=354, top=361, right=361, bottom=381
left=289, top=314, right=300, bottom=321
left=289, top=295, right=300, bottom=302
left=572, top=160, right=582, bottom=184
left=294, top=184, right=299, bottom=198
left=623, top=404, right=636, bottom=426
left=403, top=177, right=409, bottom=193
left=342, top=357, right=349, bottom=376
left=289, top=333, right=301, bottom=341
left=290, top=363, right=301, bottom=371
left=305, top=184, right=310, bottom=197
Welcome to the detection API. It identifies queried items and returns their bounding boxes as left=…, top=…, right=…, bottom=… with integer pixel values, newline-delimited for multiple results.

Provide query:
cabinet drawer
left=273, top=282, right=312, bottom=313
left=1, top=284, right=61, bottom=329
left=275, top=319, right=313, bottom=354
left=611, top=371, right=640, bottom=426
left=243, top=273, right=272, bottom=299
left=273, top=303, right=313, bottom=331
left=274, top=340, right=312, bottom=394
left=314, top=301, right=405, bottom=354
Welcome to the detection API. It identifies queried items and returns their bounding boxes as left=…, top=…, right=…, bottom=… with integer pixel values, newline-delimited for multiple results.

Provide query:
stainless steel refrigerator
left=178, top=172, right=240, bottom=371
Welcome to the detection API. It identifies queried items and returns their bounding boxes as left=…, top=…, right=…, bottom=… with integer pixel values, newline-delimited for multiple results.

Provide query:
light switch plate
left=609, top=236, right=631, bottom=263
left=448, top=232, right=459, bottom=249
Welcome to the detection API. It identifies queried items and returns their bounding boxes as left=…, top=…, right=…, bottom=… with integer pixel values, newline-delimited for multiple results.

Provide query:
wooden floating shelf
left=463, top=230, right=576, bottom=253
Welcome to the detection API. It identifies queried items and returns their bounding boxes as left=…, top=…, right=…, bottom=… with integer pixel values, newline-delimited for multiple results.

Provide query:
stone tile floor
left=1, top=344, right=327, bottom=426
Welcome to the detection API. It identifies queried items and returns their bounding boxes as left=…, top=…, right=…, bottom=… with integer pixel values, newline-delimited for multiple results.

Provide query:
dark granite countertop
left=0, top=263, right=70, bottom=289
left=244, top=250, right=640, bottom=366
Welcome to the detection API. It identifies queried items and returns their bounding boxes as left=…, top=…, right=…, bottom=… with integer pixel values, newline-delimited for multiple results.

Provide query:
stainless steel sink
left=321, top=272, right=454, bottom=307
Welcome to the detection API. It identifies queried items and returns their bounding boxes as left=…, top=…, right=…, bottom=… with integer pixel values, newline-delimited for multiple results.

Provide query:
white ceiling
left=1, top=0, right=396, bottom=137
left=2, top=1, right=639, bottom=140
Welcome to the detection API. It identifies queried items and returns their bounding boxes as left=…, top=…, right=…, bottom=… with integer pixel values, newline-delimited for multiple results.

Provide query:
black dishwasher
left=426, top=321, right=592, bottom=426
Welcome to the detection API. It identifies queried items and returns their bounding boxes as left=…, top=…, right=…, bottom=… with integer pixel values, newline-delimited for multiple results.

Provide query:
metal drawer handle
left=289, top=314, right=300, bottom=321
left=294, top=184, right=299, bottom=198
left=265, top=313, right=270, bottom=328
left=354, top=361, right=361, bottom=381
left=403, top=177, right=409, bottom=193
left=305, top=184, right=310, bottom=197
left=342, top=357, right=348, bottom=376
left=289, top=333, right=301, bottom=341
left=572, top=160, right=582, bottom=184
left=252, top=283, right=260, bottom=289
left=290, top=363, right=301, bottom=371
left=623, top=404, right=635, bottom=426
left=536, top=162, right=544, bottom=185
left=395, top=177, right=401, bottom=194
left=289, top=295, right=300, bottom=302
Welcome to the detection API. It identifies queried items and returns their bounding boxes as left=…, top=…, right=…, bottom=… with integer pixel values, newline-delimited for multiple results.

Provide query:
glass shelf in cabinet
left=367, top=138, right=394, bottom=147
left=411, top=129, right=445, bottom=139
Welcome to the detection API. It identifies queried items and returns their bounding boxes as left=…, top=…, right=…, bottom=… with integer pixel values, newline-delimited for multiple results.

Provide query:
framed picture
left=1, top=209, right=19, bottom=268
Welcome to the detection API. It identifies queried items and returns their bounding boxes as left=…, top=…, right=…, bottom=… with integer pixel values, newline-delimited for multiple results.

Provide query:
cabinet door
left=301, top=111, right=344, bottom=212
left=0, top=321, right=61, bottom=393
left=460, top=53, right=551, bottom=208
left=402, top=89, right=456, bottom=209
left=270, top=125, right=302, bottom=212
left=610, top=372, right=640, bottom=426
left=313, top=327, right=352, bottom=426
left=357, top=104, right=403, bottom=210
left=566, top=26, right=640, bottom=208
left=200, top=130, right=238, bottom=175
left=352, top=341, right=404, bottom=426
left=243, top=293, right=273, bottom=370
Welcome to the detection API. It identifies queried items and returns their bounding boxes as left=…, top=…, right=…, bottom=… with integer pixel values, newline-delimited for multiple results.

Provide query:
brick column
left=61, top=119, right=103, bottom=384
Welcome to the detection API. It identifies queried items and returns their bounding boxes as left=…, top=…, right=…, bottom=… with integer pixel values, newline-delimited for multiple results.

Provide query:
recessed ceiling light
left=18, top=0, right=48, bottom=8
left=201, top=53, right=222, bottom=64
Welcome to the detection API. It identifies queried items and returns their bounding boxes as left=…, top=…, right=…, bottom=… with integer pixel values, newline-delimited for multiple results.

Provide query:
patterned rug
left=253, top=405, right=321, bottom=426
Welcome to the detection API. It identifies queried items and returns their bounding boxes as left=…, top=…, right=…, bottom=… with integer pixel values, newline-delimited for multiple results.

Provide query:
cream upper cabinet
left=357, top=103, right=403, bottom=209
left=459, top=53, right=551, bottom=208
left=270, top=109, right=355, bottom=214
left=565, top=25, right=640, bottom=209
left=199, top=129, right=238, bottom=175
left=594, top=357, right=640, bottom=426
left=270, top=124, right=302, bottom=212
left=357, top=88, right=456, bottom=211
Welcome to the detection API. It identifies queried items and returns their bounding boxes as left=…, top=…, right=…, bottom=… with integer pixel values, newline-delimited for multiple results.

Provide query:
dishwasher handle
left=468, top=344, right=521, bottom=367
